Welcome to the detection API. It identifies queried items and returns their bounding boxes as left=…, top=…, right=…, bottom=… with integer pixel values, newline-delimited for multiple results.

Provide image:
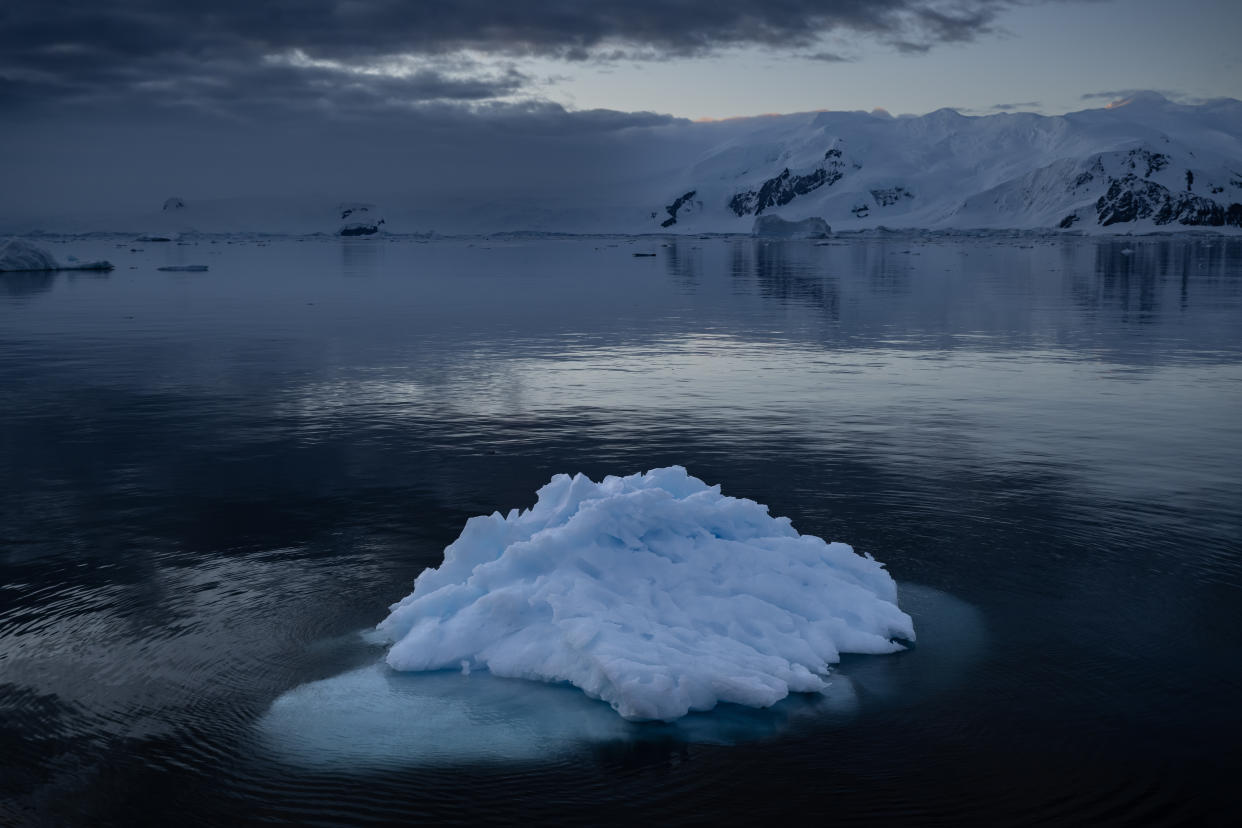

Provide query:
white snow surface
left=10, top=94, right=1233, bottom=235
left=378, top=466, right=914, bottom=721
left=642, top=93, right=1242, bottom=234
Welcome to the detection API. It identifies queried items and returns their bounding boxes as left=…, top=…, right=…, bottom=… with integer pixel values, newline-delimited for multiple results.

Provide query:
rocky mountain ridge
left=648, top=93, right=1242, bottom=234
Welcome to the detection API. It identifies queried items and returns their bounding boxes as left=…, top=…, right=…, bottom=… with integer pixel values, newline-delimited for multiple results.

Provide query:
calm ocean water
left=2, top=234, right=1241, bottom=826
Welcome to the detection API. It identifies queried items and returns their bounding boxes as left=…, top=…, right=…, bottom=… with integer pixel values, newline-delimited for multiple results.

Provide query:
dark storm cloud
left=0, top=1, right=1022, bottom=61
left=990, top=100, right=1042, bottom=110
left=800, top=52, right=854, bottom=63
left=911, top=5, right=998, bottom=43
left=3, top=52, right=530, bottom=113
left=0, top=1, right=1066, bottom=117
left=891, top=40, right=934, bottom=54
left=1079, top=89, right=1214, bottom=106
left=1080, top=90, right=1160, bottom=100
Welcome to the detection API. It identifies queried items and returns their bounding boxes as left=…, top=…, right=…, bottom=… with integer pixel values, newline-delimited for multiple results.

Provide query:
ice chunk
left=379, top=466, right=913, bottom=721
left=338, top=202, right=385, bottom=236
left=0, top=238, right=58, bottom=271
left=259, top=659, right=859, bottom=768
left=261, top=584, right=973, bottom=767
left=0, top=238, right=113, bottom=272
left=751, top=215, right=831, bottom=238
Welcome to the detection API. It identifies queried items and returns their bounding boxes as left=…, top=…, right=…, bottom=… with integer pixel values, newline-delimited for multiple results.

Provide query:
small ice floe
left=379, top=466, right=914, bottom=722
left=156, top=265, right=209, bottom=272
left=0, top=239, right=113, bottom=272
left=1120, top=247, right=1134, bottom=255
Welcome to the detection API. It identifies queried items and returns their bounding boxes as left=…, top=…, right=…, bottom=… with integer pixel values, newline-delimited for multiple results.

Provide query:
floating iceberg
left=0, top=239, right=113, bottom=272
left=379, top=467, right=913, bottom=721
left=261, top=584, right=975, bottom=768
left=338, top=202, right=385, bottom=236
left=752, top=215, right=831, bottom=238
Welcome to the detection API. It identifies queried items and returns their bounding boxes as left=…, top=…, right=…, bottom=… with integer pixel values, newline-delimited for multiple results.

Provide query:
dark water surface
left=2, top=235, right=1241, bottom=826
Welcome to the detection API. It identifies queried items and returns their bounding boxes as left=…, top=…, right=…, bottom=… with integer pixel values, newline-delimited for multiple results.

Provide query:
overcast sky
left=3, top=0, right=1239, bottom=216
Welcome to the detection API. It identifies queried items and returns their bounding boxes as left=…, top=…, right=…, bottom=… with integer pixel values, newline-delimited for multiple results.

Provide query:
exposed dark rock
left=661, top=190, right=697, bottom=228
left=729, top=149, right=847, bottom=216
left=1097, top=174, right=1240, bottom=227
left=1098, top=176, right=1166, bottom=225
left=1186, top=170, right=1194, bottom=191
left=1123, top=148, right=1169, bottom=178
left=870, top=187, right=913, bottom=207
left=1154, top=193, right=1225, bottom=225
left=1059, top=213, right=1079, bottom=228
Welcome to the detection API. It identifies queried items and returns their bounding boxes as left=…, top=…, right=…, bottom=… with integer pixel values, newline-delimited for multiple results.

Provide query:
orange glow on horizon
left=693, top=108, right=830, bottom=123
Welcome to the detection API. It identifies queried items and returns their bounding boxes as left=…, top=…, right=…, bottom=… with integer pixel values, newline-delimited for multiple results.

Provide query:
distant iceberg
left=379, top=467, right=913, bottom=721
left=0, top=239, right=112, bottom=272
left=338, top=202, right=385, bottom=236
left=752, top=215, right=831, bottom=238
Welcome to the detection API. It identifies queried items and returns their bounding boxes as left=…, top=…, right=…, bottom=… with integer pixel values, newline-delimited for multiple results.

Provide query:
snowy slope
left=644, top=93, right=1242, bottom=234
left=5, top=93, right=1238, bottom=235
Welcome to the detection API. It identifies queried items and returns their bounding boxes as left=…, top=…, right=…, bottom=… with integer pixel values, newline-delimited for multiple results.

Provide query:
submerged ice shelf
left=378, top=467, right=914, bottom=721
left=259, top=584, right=976, bottom=768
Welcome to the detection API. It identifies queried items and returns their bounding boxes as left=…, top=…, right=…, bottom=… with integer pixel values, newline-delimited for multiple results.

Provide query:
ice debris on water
left=0, top=239, right=113, bottom=272
left=751, top=215, right=831, bottom=239
left=379, top=466, right=914, bottom=721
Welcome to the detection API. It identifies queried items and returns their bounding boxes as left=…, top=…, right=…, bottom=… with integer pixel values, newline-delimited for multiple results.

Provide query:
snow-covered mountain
left=643, top=92, right=1242, bottom=234
left=5, top=93, right=1239, bottom=236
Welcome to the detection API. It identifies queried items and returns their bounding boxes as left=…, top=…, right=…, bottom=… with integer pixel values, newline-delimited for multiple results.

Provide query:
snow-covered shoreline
left=4, top=94, right=1238, bottom=238
left=5, top=227, right=1240, bottom=251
